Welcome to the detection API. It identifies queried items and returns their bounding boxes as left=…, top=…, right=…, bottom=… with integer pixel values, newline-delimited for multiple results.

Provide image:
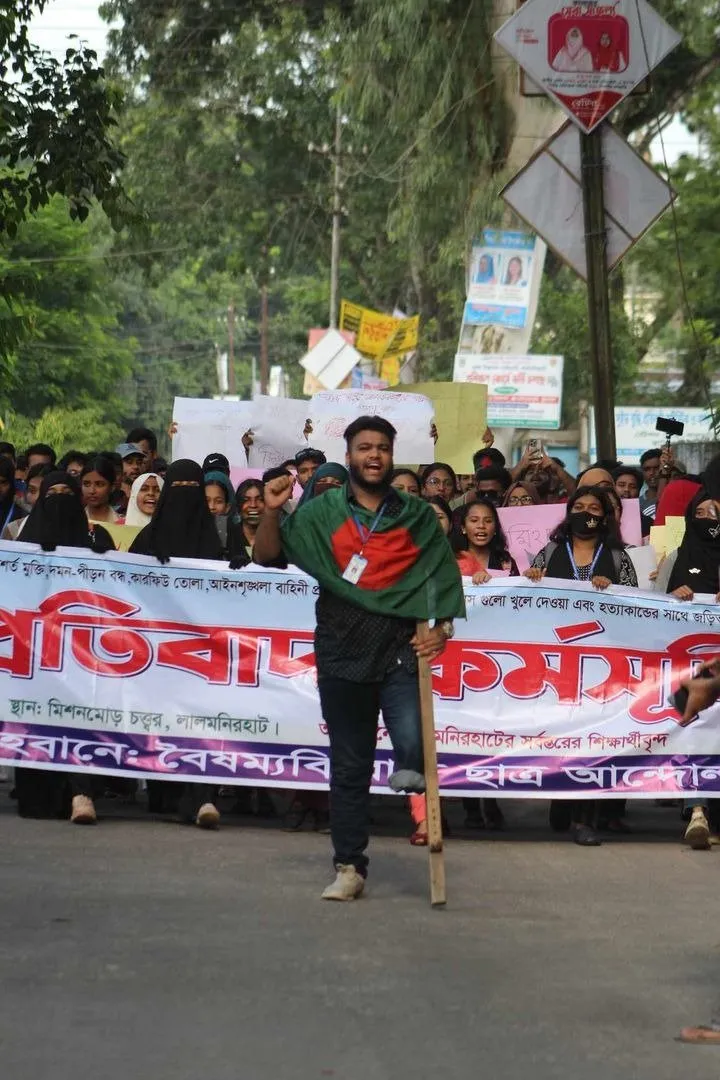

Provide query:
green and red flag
left=281, top=486, right=465, bottom=621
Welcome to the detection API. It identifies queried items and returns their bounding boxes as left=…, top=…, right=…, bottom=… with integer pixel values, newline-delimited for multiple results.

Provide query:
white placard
left=453, top=353, right=564, bottom=429
left=299, top=328, right=361, bottom=390
left=246, top=396, right=310, bottom=470
left=172, top=397, right=254, bottom=470
left=501, top=121, right=673, bottom=279
left=309, top=389, right=435, bottom=465
left=494, top=0, right=681, bottom=133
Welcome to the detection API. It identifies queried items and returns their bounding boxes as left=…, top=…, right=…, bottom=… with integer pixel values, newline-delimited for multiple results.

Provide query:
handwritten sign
left=172, top=397, right=254, bottom=470
left=309, top=389, right=434, bottom=465
left=245, top=397, right=310, bottom=471
left=499, top=500, right=643, bottom=573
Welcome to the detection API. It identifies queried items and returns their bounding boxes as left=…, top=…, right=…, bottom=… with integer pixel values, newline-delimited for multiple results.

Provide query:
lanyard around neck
left=565, top=540, right=604, bottom=580
left=351, top=503, right=386, bottom=552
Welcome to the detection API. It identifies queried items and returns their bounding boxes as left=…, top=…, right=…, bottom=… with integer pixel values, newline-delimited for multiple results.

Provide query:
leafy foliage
left=0, top=1, right=127, bottom=236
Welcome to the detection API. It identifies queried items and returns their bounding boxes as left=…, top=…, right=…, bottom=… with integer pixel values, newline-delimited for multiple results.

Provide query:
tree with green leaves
left=0, top=198, right=136, bottom=423
left=0, top=1, right=126, bottom=235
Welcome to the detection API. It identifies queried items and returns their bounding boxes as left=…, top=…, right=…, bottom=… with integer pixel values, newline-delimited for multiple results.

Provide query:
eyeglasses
left=507, top=496, right=533, bottom=506
left=426, top=477, right=454, bottom=490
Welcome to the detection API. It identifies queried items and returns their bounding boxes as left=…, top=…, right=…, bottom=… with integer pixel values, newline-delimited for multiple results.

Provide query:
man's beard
left=349, top=461, right=393, bottom=492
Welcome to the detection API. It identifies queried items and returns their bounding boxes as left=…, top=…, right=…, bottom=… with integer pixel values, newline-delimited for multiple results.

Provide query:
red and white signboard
left=494, top=0, right=681, bottom=132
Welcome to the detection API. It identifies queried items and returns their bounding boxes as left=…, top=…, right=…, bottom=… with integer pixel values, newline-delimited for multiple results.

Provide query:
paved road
left=2, top=790, right=720, bottom=1080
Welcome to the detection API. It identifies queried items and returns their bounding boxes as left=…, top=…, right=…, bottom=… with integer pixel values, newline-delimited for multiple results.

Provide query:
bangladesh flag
left=281, top=486, right=465, bottom=621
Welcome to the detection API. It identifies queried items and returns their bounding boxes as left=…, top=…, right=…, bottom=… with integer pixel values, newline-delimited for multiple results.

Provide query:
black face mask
left=569, top=510, right=604, bottom=539
left=693, top=517, right=720, bottom=542
left=477, top=489, right=501, bottom=505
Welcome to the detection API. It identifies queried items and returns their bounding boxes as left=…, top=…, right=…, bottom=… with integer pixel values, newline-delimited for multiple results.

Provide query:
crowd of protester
left=1, top=421, right=719, bottom=854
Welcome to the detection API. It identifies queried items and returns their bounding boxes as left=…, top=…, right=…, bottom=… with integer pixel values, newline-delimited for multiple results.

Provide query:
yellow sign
left=91, top=521, right=142, bottom=552
left=339, top=300, right=419, bottom=360
left=664, top=516, right=686, bottom=554
left=391, top=382, right=488, bottom=474
left=649, top=525, right=667, bottom=558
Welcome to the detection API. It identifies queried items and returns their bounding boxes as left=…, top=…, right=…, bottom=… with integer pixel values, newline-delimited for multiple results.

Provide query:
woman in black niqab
left=130, top=459, right=222, bottom=563
left=21, top=472, right=114, bottom=553
left=129, top=459, right=224, bottom=826
left=14, top=473, right=114, bottom=821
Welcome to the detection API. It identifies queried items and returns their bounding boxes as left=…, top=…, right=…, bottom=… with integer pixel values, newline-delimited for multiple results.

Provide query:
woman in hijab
left=130, top=459, right=222, bottom=563
left=204, top=469, right=237, bottom=556
left=22, top=472, right=115, bottom=553
left=527, top=486, right=638, bottom=846
left=124, top=472, right=164, bottom=527
left=297, top=462, right=347, bottom=506
left=15, top=473, right=115, bottom=823
left=503, top=480, right=540, bottom=507
left=654, top=490, right=720, bottom=850
left=129, top=459, right=223, bottom=827
left=0, top=456, right=24, bottom=536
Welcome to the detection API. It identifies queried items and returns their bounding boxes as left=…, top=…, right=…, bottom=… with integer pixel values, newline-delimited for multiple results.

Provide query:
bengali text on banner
left=1, top=541, right=720, bottom=798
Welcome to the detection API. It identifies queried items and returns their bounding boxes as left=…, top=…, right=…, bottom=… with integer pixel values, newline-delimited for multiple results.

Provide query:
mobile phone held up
left=526, top=438, right=543, bottom=463
left=655, top=416, right=685, bottom=443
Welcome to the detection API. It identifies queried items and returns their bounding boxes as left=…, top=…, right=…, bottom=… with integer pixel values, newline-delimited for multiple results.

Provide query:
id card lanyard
left=565, top=540, right=603, bottom=580
left=341, top=503, right=386, bottom=585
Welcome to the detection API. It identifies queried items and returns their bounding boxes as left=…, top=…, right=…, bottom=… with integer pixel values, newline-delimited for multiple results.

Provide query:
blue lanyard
left=565, top=540, right=604, bottom=580
left=352, top=503, right=386, bottom=551
left=2, top=503, right=15, bottom=534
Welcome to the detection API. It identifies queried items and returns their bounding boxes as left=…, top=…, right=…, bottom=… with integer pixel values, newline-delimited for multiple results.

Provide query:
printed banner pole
left=417, top=621, right=446, bottom=909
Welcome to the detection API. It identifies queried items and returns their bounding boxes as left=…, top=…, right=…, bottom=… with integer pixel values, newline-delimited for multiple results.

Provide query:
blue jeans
left=318, top=665, right=422, bottom=875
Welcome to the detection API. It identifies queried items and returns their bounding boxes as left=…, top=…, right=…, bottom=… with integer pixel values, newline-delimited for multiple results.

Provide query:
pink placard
left=498, top=498, right=643, bottom=573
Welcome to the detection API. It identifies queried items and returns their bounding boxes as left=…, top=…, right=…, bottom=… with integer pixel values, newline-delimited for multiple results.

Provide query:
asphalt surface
left=2, top=788, right=720, bottom=1080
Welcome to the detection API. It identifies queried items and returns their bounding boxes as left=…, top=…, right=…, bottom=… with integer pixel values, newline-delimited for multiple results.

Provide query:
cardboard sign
left=395, top=382, right=488, bottom=473
left=309, top=389, right=434, bottom=465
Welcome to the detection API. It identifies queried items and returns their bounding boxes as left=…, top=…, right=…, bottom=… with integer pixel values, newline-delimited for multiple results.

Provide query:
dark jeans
left=318, top=665, right=423, bottom=875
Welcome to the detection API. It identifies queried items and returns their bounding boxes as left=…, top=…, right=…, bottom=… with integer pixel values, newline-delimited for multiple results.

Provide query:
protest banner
left=245, top=397, right=310, bottom=470
left=309, top=389, right=434, bottom=465
left=498, top=501, right=642, bottom=573
left=339, top=300, right=419, bottom=359
left=1, top=541, right=719, bottom=799
left=392, top=382, right=488, bottom=474
left=172, top=397, right=254, bottom=470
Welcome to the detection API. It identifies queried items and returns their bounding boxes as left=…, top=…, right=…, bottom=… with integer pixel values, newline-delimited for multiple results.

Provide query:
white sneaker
left=685, top=806, right=710, bottom=850
left=196, top=803, right=221, bottom=830
left=321, top=864, right=365, bottom=901
left=71, top=794, right=97, bottom=825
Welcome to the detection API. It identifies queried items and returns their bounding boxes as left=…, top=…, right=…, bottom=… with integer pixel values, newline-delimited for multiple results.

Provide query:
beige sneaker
left=71, top=794, right=97, bottom=825
left=321, top=864, right=365, bottom=901
left=196, top=803, right=220, bottom=830
left=685, top=806, right=710, bottom=850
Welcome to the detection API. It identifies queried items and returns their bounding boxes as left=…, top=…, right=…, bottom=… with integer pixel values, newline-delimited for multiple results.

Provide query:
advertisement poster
left=494, top=0, right=681, bottom=133
left=464, top=229, right=537, bottom=330
left=453, top=353, right=563, bottom=429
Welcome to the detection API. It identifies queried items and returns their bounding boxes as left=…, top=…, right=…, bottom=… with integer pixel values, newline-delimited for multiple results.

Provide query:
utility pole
left=329, top=103, right=342, bottom=329
left=227, top=299, right=236, bottom=396
left=260, top=282, right=269, bottom=395
left=580, top=125, right=616, bottom=461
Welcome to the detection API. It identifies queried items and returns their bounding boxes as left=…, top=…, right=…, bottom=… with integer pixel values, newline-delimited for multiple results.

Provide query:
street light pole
left=329, top=103, right=342, bottom=329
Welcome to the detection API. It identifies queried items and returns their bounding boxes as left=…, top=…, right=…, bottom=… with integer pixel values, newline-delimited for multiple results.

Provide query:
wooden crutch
left=416, top=620, right=446, bottom=908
